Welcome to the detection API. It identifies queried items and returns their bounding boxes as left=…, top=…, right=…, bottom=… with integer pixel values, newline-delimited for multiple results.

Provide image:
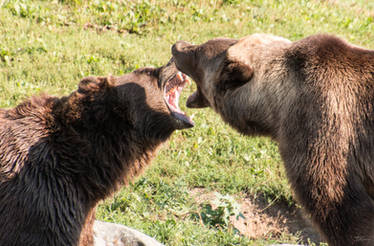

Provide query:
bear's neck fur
left=55, top=90, right=170, bottom=200
left=215, top=54, right=290, bottom=139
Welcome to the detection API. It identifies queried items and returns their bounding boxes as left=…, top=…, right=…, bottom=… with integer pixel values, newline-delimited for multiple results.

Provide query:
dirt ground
left=191, top=188, right=324, bottom=245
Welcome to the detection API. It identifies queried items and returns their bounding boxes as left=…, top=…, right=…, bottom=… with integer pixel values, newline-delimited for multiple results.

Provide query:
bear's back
left=286, top=34, right=374, bottom=82
left=282, top=34, right=374, bottom=191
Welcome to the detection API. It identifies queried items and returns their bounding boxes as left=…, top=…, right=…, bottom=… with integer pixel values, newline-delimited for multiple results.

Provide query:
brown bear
left=0, top=59, right=193, bottom=246
left=172, top=34, right=374, bottom=246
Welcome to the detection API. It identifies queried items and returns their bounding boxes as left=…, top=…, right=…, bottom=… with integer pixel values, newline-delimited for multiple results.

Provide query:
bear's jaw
left=163, top=71, right=194, bottom=128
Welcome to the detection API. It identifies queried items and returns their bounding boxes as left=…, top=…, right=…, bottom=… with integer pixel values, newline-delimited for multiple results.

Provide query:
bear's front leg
left=291, top=170, right=374, bottom=246
left=79, top=207, right=96, bottom=246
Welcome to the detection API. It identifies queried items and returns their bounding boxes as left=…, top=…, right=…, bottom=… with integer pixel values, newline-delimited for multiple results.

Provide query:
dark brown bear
left=172, top=34, right=374, bottom=245
left=0, top=59, right=193, bottom=246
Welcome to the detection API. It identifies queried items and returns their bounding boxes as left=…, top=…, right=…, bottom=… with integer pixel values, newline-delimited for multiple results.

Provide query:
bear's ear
left=218, top=38, right=255, bottom=91
left=78, top=76, right=114, bottom=95
left=219, top=60, right=253, bottom=91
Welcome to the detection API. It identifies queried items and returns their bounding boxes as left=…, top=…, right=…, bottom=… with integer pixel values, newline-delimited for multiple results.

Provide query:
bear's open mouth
left=164, top=72, right=194, bottom=127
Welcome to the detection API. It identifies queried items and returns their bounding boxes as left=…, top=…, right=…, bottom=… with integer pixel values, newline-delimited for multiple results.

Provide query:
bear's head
left=172, top=34, right=291, bottom=110
left=72, top=59, right=193, bottom=140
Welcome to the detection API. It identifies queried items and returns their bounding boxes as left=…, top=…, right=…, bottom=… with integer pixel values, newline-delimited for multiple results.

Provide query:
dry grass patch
left=191, top=188, right=325, bottom=245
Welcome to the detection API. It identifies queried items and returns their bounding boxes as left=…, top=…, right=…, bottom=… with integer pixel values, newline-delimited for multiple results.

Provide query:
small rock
left=270, top=245, right=304, bottom=246
left=94, top=220, right=164, bottom=246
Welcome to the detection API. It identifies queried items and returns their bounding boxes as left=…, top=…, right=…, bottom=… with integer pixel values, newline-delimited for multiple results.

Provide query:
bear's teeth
left=164, top=72, right=190, bottom=116
left=176, top=72, right=184, bottom=82
left=179, top=72, right=191, bottom=86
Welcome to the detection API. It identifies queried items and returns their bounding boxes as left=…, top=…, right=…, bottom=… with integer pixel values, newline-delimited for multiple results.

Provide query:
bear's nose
left=172, top=41, right=192, bottom=55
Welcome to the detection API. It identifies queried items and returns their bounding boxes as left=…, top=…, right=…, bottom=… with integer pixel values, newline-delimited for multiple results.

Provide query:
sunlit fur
left=173, top=34, right=374, bottom=246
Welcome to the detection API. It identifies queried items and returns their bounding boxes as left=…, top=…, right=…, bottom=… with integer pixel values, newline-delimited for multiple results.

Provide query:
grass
left=1, top=0, right=373, bottom=245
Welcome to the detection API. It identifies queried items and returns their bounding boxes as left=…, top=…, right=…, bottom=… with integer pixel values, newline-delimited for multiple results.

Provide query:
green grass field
left=1, top=0, right=374, bottom=245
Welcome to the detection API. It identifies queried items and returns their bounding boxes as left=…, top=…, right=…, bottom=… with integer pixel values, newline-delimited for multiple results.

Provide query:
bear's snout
left=172, top=40, right=192, bottom=55
left=171, top=41, right=197, bottom=79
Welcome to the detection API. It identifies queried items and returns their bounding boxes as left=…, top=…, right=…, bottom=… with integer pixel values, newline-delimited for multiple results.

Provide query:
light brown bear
left=0, top=59, right=192, bottom=246
left=172, top=34, right=374, bottom=246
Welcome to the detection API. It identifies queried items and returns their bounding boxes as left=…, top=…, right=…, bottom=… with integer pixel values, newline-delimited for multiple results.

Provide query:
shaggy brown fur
left=0, top=60, right=192, bottom=246
left=172, top=34, right=374, bottom=246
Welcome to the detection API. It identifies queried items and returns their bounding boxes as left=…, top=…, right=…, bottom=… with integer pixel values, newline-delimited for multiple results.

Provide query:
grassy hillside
left=1, top=0, right=373, bottom=245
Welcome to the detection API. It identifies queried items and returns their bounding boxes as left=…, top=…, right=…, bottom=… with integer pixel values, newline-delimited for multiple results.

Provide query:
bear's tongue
left=164, top=72, right=194, bottom=127
left=166, top=87, right=182, bottom=113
